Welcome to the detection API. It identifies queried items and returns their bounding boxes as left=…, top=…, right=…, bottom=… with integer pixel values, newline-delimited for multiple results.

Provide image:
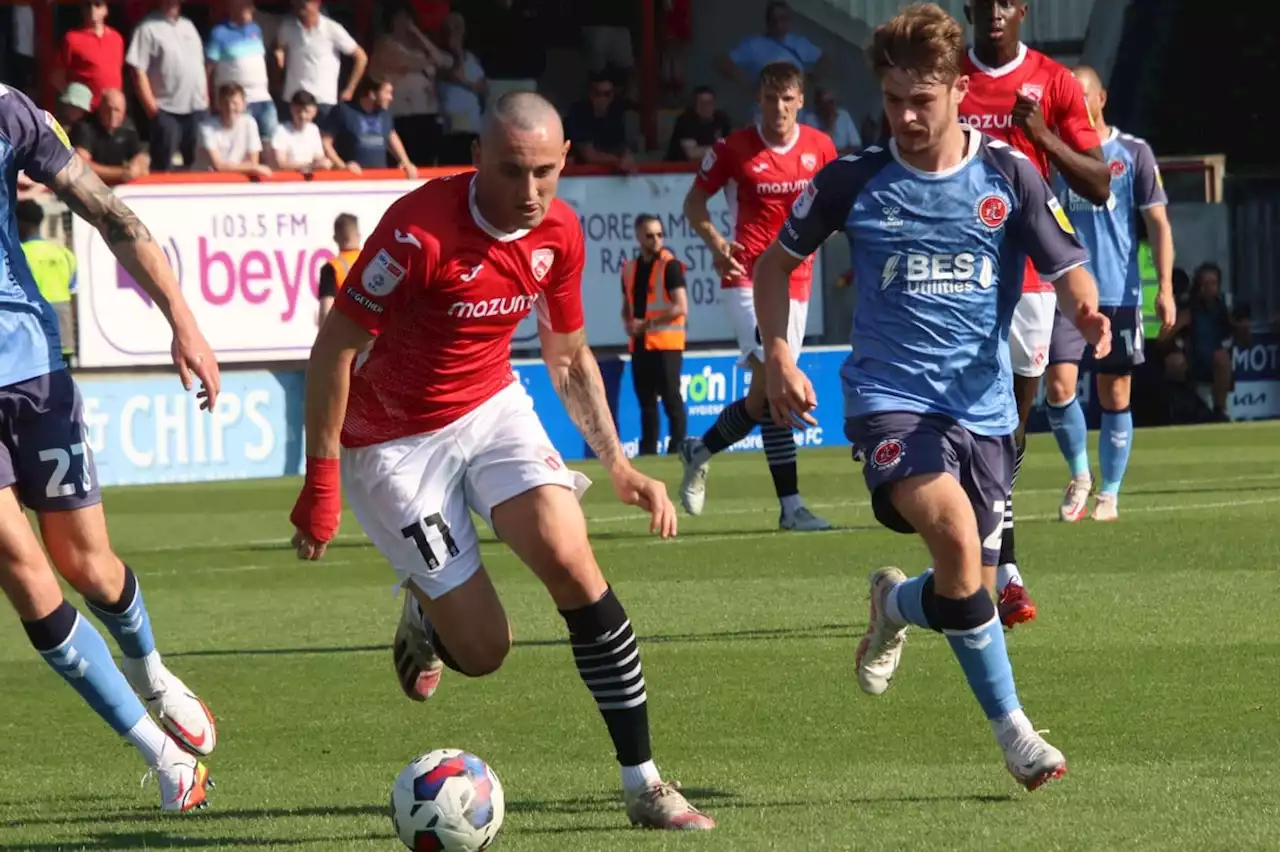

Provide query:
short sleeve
left=335, top=196, right=435, bottom=335
left=1049, top=68, right=1101, bottom=153
left=727, top=37, right=756, bottom=69
left=198, top=120, right=218, bottom=151
left=0, top=87, right=75, bottom=185
left=693, top=137, right=734, bottom=196
left=777, top=155, right=869, bottom=260
left=664, top=258, right=686, bottom=293
left=537, top=221, right=586, bottom=334
left=1005, top=151, right=1089, bottom=281
left=124, top=23, right=151, bottom=71
left=204, top=28, right=223, bottom=61
left=1130, top=139, right=1168, bottom=210
left=245, top=118, right=263, bottom=154
left=317, top=264, right=337, bottom=299
left=794, top=36, right=822, bottom=66
left=327, top=19, right=359, bottom=56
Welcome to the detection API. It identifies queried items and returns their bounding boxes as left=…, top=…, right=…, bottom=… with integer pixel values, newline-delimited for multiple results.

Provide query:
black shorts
left=0, top=370, right=102, bottom=512
left=1048, top=305, right=1145, bottom=374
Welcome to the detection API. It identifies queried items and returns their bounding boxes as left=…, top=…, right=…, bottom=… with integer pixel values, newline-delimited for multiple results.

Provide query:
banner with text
left=74, top=176, right=824, bottom=367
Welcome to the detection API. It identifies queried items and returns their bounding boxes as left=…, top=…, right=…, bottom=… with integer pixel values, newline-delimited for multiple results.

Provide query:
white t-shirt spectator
left=193, top=114, right=262, bottom=170
left=277, top=15, right=359, bottom=106
left=802, top=107, right=861, bottom=152
left=126, top=12, right=209, bottom=115
left=272, top=122, right=325, bottom=166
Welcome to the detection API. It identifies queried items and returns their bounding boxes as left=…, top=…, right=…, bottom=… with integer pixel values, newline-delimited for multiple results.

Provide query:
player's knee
left=1165, top=352, right=1188, bottom=383
left=444, top=625, right=512, bottom=677
left=1045, top=369, right=1075, bottom=405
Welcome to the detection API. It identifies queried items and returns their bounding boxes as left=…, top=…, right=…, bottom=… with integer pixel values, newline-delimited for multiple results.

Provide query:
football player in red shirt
left=289, top=92, right=715, bottom=832
left=681, top=61, right=836, bottom=532
left=960, top=0, right=1111, bottom=629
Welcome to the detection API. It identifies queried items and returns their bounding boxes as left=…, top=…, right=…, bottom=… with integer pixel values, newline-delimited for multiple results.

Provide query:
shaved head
left=1072, top=64, right=1107, bottom=128
left=1072, top=65, right=1103, bottom=97
left=473, top=91, right=570, bottom=233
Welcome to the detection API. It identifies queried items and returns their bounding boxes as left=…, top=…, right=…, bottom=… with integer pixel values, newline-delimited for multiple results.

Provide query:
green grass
left=3, top=422, right=1280, bottom=851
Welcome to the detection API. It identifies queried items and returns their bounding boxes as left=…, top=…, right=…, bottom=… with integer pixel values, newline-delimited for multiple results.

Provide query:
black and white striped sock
left=998, top=438, right=1027, bottom=568
left=761, top=422, right=800, bottom=504
left=561, top=587, right=653, bottom=768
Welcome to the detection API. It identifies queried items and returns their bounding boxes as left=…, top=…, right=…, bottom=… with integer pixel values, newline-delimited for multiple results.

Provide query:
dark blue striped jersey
left=1053, top=128, right=1166, bottom=307
left=778, top=131, right=1087, bottom=436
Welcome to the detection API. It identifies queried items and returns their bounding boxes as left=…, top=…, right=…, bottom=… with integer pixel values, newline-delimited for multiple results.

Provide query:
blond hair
left=871, top=3, right=965, bottom=83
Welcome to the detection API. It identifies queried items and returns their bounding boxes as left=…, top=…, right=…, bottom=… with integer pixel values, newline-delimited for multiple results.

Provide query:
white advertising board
left=74, top=174, right=824, bottom=367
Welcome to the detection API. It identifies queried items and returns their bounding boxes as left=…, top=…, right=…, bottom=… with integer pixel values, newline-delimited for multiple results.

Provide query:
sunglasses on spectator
left=643, top=231, right=663, bottom=240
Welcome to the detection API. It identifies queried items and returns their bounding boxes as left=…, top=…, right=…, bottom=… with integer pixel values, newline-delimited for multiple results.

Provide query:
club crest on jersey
left=871, top=439, right=903, bottom=471
left=1047, top=197, right=1076, bottom=235
left=976, top=194, right=1009, bottom=230
left=801, top=152, right=818, bottom=171
left=1018, top=83, right=1044, bottom=103
left=1109, top=159, right=1127, bottom=177
left=530, top=248, right=555, bottom=282
left=361, top=249, right=406, bottom=296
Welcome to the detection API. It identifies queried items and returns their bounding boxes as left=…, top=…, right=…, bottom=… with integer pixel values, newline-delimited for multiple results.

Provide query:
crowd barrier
left=74, top=333, right=1280, bottom=488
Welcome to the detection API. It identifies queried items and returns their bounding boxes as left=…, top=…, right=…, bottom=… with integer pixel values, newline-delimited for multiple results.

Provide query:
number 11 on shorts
left=401, top=513, right=460, bottom=572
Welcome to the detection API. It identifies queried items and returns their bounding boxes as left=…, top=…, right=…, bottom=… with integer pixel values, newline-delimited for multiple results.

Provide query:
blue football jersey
left=1054, top=128, right=1167, bottom=307
left=779, top=131, right=1087, bottom=436
left=0, top=85, right=74, bottom=388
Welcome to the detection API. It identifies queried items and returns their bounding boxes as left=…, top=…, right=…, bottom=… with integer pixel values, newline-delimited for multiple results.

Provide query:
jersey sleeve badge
left=43, top=110, right=71, bottom=150
left=1046, top=196, right=1076, bottom=235
left=361, top=249, right=406, bottom=296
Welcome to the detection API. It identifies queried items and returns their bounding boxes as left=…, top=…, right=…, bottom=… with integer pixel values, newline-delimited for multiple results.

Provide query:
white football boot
left=122, top=657, right=217, bottom=756
left=855, top=567, right=908, bottom=695
left=779, top=505, right=832, bottom=531
left=1092, top=492, right=1119, bottom=522
left=677, top=437, right=711, bottom=516
left=393, top=593, right=444, bottom=701
left=152, top=735, right=213, bottom=812
left=997, top=717, right=1068, bottom=791
left=624, top=780, right=716, bottom=830
left=1058, top=473, right=1093, bottom=522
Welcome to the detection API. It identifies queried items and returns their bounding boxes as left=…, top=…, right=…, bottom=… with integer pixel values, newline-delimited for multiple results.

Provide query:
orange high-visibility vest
left=327, top=249, right=362, bottom=289
left=622, top=250, right=686, bottom=352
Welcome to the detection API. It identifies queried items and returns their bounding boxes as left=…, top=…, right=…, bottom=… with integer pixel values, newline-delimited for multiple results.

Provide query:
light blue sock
left=26, top=602, right=148, bottom=735
left=85, top=566, right=156, bottom=659
left=945, top=616, right=1021, bottom=720
left=1046, top=396, right=1089, bottom=477
left=887, top=570, right=933, bottom=628
left=1099, top=408, right=1134, bottom=496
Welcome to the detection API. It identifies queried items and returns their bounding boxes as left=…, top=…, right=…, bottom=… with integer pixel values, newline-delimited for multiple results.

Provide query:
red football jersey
left=694, top=123, right=836, bottom=301
left=335, top=175, right=585, bottom=446
left=960, top=45, right=1099, bottom=295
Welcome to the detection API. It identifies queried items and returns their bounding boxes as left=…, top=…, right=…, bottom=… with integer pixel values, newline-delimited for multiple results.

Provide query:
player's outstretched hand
left=1156, top=288, right=1177, bottom=337
left=610, top=466, right=678, bottom=539
left=713, top=241, right=748, bottom=282
left=171, top=324, right=221, bottom=411
left=1077, top=304, right=1113, bottom=359
left=765, top=357, right=818, bottom=429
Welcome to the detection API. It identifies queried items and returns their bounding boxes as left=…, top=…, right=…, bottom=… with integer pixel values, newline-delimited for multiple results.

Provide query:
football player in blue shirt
left=1044, top=66, right=1176, bottom=523
left=750, top=5, right=1110, bottom=790
left=0, top=85, right=220, bottom=810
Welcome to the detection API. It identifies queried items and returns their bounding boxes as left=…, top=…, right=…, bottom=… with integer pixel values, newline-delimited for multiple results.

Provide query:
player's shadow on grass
left=586, top=524, right=879, bottom=543
left=6, top=803, right=390, bottom=831
left=1124, top=482, right=1280, bottom=497
left=13, top=832, right=382, bottom=849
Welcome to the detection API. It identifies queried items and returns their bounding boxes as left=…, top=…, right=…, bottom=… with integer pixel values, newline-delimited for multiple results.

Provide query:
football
left=390, top=749, right=505, bottom=851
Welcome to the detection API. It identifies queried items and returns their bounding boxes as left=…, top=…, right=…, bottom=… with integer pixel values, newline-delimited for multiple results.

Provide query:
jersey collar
left=469, top=175, right=530, bottom=243
left=888, top=128, right=982, bottom=179
left=967, top=42, right=1027, bottom=78
left=755, top=122, right=800, bottom=155
left=1103, top=126, right=1120, bottom=144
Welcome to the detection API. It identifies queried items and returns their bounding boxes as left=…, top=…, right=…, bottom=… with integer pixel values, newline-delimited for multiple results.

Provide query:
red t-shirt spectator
left=410, top=0, right=451, bottom=34
left=60, top=25, right=126, bottom=109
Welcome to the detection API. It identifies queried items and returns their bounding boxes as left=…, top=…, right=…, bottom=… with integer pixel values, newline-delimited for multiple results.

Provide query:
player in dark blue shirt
left=0, top=84, right=219, bottom=811
left=1044, top=66, right=1175, bottom=523
left=750, top=5, right=1110, bottom=791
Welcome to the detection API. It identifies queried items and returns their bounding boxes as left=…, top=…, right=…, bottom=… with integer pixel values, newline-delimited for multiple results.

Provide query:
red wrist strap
left=304, top=455, right=341, bottom=491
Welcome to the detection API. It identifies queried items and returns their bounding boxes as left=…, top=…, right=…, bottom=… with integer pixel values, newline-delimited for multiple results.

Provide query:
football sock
left=701, top=399, right=755, bottom=455
left=87, top=566, right=168, bottom=694
left=1099, top=407, right=1133, bottom=496
left=996, top=562, right=1024, bottom=592
left=1046, top=396, right=1090, bottom=477
left=997, top=438, right=1025, bottom=569
left=560, top=587, right=653, bottom=788
left=761, top=423, right=800, bottom=508
left=24, top=600, right=151, bottom=737
left=890, top=573, right=1021, bottom=719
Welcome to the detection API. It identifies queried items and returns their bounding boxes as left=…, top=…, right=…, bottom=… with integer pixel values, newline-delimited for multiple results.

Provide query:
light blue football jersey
left=779, top=131, right=1087, bottom=436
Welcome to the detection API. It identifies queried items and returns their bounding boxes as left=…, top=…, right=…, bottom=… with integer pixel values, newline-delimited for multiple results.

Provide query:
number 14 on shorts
left=401, top=514, right=460, bottom=572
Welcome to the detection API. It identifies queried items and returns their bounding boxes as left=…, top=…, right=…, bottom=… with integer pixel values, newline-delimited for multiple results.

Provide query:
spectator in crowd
left=71, top=88, right=151, bottom=184
left=16, top=201, right=77, bottom=362
left=271, top=89, right=330, bottom=171
left=565, top=73, right=636, bottom=173
left=802, top=86, right=861, bottom=155
left=127, top=0, right=210, bottom=171
left=276, top=0, right=368, bottom=126
left=469, top=0, right=547, bottom=101
left=660, top=0, right=693, bottom=94
left=57, top=84, right=94, bottom=129
left=371, top=5, right=453, bottom=167
left=716, top=1, right=827, bottom=94
left=437, top=12, right=488, bottom=166
left=577, top=0, right=635, bottom=91
left=322, top=76, right=418, bottom=178
left=1164, top=263, right=1245, bottom=421
left=193, top=82, right=270, bottom=176
left=207, top=0, right=279, bottom=146
left=664, top=85, right=731, bottom=163
left=409, top=0, right=451, bottom=33
left=6, top=4, right=36, bottom=95
left=56, top=0, right=126, bottom=110
left=317, top=212, right=362, bottom=326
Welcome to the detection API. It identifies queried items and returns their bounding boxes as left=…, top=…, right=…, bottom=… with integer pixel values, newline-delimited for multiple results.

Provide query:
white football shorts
left=342, top=382, right=590, bottom=600
left=1008, top=291, right=1058, bottom=378
left=721, top=285, right=808, bottom=368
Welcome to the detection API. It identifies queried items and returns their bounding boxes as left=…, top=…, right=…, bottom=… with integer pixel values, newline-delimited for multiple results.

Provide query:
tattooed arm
left=539, top=325, right=677, bottom=537
left=50, top=154, right=221, bottom=406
